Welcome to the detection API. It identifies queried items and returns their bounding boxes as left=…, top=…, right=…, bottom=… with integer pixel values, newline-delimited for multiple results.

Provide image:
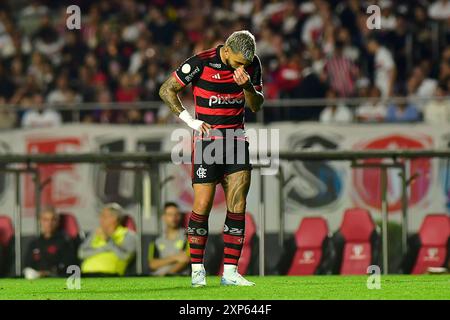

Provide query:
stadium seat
left=59, top=213, right=82, bottom=240
left=218, top=212, right=258, bottom=275
left=279, top=217, right=333, bottom=275
left=402, top=214, right=450, bottom=274
left=0, top=215, right=14, bottom=277
left=121, top=214, right=137, bottom=232
left=331, top=208, right=381, bottom=275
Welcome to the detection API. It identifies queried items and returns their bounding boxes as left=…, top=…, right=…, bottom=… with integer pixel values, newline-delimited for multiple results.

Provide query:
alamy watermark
left=170, top=128, right=280, bottom=176
left=366, top=5, right=381, bottom=30
left=366, top=265, right=381, bottom=290
left=66, top=265, right=81, bottom=290
left=66, top=5, right=81, bottom=30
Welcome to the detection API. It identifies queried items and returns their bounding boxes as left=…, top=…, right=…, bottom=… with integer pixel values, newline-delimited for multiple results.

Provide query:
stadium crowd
left=0, top=0, right=449, bottom=128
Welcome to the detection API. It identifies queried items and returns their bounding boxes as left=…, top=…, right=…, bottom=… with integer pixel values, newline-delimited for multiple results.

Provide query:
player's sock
left=223, top=211, right=245, bottom=269
left=187, top=211, right=209, bottom=265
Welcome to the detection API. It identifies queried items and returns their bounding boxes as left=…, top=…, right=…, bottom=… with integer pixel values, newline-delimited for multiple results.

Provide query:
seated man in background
left=24, top=207, right=77, bottom=279
left=78, top=203, right=136, bottom=276
left=148, top=202, right=190, bottom=276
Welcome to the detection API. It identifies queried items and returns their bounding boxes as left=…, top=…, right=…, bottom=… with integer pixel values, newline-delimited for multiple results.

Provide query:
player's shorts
left=191, top=136, right=252, bottom=184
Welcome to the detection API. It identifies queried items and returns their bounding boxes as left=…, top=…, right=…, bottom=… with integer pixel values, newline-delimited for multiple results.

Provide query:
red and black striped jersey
left=172, top=45, right=263, bottom=132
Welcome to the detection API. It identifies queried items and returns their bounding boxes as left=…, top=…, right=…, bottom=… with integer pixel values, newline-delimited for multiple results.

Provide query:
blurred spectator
left=47, top=73, right=82, bottom=105
left=428, top=0, right=450, bottom=20
left=319, top=89, right=353, bottom=123
left=386, top=98, right=420, bottom=123
left=0, top=97, right=17, bottom=129
left=33, top=14, right=64, bottom=66
left=78, top=203, right=136, bottom=276
left=407, top=65, right=438, bottom=111
left=366, top=34, right=396, bottom=97
left=356, top=85, right=387, bottom=123
left=325, top=39, right=359, bottom=97
left=148, top=202, right=189, bottom=276
left=23, top=207, right=77, bottom=279
left=21, top=93, right=62, bottom=128
left=273, top=53, right=302, bottom=98
left=423, top=83, right=450, bottom=123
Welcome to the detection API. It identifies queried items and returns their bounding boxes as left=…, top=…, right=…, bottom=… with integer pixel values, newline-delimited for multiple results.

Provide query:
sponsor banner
left=0, top=123, right=448, bottom=235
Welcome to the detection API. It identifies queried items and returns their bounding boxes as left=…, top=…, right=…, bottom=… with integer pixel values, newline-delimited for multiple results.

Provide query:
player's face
left=224, top=47, right=251, bottom=70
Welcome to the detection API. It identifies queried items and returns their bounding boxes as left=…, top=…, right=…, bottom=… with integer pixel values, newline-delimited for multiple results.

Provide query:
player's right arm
left=159, top=56, right=211, bottom=134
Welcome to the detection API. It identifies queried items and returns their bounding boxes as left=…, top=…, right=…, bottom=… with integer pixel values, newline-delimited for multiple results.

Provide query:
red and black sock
left=187, top=211, right=209, bottom=265
left=223, top=211, right=245, bottom=266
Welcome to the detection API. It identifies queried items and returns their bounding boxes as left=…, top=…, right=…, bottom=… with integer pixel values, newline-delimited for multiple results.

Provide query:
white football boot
left=191, top=264, right=207, bottom=287
left=220, top=265, right=255, bottom=286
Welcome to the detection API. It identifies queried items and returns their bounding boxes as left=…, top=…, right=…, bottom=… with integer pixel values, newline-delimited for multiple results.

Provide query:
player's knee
left=193, top=200, right=212, bottom=215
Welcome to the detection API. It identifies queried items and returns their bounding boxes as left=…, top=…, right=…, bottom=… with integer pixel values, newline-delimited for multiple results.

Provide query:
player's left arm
left=233, top=56, right=264, bottom=113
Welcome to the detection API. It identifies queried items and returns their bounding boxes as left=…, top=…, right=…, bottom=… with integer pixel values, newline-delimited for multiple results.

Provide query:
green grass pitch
left=1, top=275, right=449, bottom=300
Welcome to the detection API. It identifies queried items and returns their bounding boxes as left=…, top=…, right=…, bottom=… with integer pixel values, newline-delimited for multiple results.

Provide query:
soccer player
left=159, top=30, right=264, bottom=287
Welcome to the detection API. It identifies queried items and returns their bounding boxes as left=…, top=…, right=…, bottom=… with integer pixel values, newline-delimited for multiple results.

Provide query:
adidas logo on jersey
left=212, top=73, right=221, bottom=80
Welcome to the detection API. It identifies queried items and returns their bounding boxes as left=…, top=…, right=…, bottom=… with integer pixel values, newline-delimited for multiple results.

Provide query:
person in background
left=23, top=207, right=77, bottom=279
left=356, top=86, right=387, bottom=123
left=0, top=97, right=17, bottom=130
left=423, top=83, right=450, bottom=124
left=148, top=202, right=190, bottom=276
left=366, top=34, right=397, bottom=97
left=319, top=89, right=353, bottom=123
left=385, top=96, right=420, bottom=123
left=21, top=93, right=62, bottom=128
left=78, top=203, right=137, bottom=276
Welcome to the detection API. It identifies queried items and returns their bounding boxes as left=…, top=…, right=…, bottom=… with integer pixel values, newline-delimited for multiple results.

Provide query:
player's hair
left=225, top=30, right=256, bottom=62
left=103, top=202, right=124, bottom=221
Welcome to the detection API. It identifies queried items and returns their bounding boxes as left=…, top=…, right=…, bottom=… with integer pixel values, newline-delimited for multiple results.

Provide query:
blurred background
left=0, top=0, right=449, bottom=279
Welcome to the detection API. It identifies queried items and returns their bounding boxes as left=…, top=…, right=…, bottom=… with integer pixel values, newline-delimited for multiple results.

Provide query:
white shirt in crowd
left=374, top=46, right=395, bottom=97
left=413, top=78, right=438, bottom=111
left=356, top=102, right=387, bottom=122
left=320, top=104, right=353, bottom=123
left=21, top=109, right=62, bottom=128
left=428, top=0, right=450, bottom=20
left=424, top=100, right=450, bottom=124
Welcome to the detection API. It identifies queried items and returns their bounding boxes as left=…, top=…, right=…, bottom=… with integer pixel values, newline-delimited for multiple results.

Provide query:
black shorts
left=191, top=137, right=252, bottom=184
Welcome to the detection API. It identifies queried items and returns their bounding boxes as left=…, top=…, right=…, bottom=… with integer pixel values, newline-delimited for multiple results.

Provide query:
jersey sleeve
left=172, top=54, right=203, bottom=87
left=249, top=55, right=263, bottom=92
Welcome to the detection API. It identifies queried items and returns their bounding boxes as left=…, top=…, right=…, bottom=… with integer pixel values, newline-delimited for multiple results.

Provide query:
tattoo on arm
left=159, top=76, right=186, bottom=116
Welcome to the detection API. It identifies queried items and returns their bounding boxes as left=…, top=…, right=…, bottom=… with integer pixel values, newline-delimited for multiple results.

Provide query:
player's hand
left=233, top=66, right=251, bottom=88
left=190, top=119, right=212, bottom=135
left=179, top=110, right=211, bottom=135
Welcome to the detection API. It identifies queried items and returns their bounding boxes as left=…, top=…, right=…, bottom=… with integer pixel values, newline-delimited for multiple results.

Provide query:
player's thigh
left=193, top=182, right=217, bottom=215
left=221, top=170, right=251, bottom=213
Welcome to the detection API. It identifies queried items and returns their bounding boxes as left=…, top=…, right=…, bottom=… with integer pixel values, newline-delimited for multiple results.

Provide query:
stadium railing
left=1, top=95, right=449, bottom=124
left=1, top=149, right=450, bottom=276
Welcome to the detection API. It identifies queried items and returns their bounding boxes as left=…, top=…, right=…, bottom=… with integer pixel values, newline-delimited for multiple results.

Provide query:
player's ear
left=223, top=46, right=230, bottom=58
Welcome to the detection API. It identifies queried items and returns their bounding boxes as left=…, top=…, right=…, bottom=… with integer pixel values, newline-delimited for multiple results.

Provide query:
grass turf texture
left=1, top=275, right=449, bottom=300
